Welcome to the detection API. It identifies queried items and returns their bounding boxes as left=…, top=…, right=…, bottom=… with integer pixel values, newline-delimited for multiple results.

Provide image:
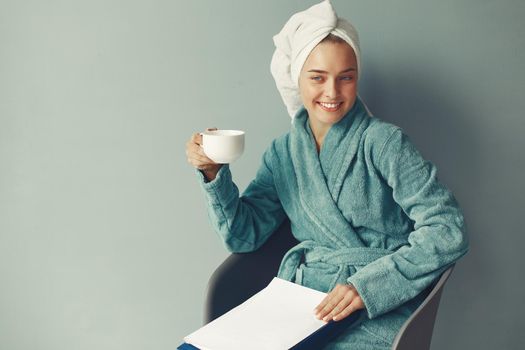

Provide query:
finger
left=332, top=298, right=361, bottom=322
left=317, top=291, right=345, bottom=321
left=314, top=290, right=335, bottom=318
left=315, top=285, right=344, bottom=313
left=199, top=127, right=217, bottom=145
left=194, top=146, right=218, bottom=165
left=191, top=133, right=203, bottom=146
left=326, top=292, right=354, bottom=321
left=185, top=142, right=201, bottom=158
left=186, top=140, right=207, bottom=157
left=186, top=146, right=214, bottom=165
left=187, top=153, right=214, bottom=168
left=316, top=285, right=353, bottom=320
left=314, top=293, right=333, bottom=316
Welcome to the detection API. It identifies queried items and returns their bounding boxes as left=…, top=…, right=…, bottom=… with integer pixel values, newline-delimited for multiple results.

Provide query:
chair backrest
left=204, top=219, right=298, bottom=324
left=391, top=265, right=455, bottom=350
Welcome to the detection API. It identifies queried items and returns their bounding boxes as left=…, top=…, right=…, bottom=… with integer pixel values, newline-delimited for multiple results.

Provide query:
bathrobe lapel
left=289, top=98, right=371, bottom=248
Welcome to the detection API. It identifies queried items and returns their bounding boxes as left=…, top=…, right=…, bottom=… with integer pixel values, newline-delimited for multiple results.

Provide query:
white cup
left=200, top=129, right=245, bottom=164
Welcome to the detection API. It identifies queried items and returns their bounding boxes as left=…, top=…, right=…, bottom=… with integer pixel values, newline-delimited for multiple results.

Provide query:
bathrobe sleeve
left=195, top=144, right=287, bottom=253
left=347, top=127, right=469, bottom=319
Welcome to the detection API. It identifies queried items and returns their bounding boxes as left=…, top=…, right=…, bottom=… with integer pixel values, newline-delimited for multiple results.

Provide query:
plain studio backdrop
left=1, top=0, right=524, bottom=349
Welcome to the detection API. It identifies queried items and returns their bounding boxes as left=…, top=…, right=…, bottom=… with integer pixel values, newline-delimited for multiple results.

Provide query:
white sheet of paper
left=183, top=277, right=328, bottom=350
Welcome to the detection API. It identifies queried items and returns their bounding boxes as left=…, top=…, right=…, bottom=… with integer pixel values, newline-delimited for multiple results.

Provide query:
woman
left=185, top=1, right=468, bottom=349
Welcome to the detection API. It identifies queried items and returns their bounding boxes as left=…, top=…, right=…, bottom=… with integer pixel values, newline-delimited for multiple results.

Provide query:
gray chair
left=204, top=220, right=298, bottom=324
left=390, top=264, right=454, bottom=350
left=204, top=219, right=455, bottom=350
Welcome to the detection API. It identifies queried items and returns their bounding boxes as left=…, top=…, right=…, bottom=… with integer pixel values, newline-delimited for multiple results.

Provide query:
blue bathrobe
left=195, top=98, right=468, bottom=349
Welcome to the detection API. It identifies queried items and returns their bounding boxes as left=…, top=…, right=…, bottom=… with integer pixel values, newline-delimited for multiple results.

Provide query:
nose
left=324, top=78, right=339, bottom=100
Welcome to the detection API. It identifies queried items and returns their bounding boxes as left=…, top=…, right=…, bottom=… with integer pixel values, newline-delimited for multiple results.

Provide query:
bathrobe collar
left=289, top=97, right=371, bottom=248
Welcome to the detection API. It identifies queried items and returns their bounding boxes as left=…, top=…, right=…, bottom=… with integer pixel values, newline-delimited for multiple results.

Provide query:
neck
left=308, top=119, right=331, bottom=153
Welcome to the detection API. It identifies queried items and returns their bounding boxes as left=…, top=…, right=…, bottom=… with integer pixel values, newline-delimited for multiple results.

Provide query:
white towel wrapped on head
left=270, top=0, right=362, bottom=119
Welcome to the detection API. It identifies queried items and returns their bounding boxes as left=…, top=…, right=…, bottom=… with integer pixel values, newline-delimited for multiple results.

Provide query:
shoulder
left=362, top=116, right=403, bottom=159
left=271, top=131, right=291, bottom=149
left=251, top=131, right=291, bottom=175
left=364, top=117, right=432, bottom=174
left=264, top=131, right=291, bottom=160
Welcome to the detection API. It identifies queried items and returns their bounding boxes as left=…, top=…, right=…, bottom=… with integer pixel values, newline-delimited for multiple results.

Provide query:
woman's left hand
left=314, top=284, right=365, bottom=322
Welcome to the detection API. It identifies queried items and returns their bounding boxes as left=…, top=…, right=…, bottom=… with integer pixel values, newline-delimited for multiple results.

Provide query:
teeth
left=319, top=102, right=341, bottom=109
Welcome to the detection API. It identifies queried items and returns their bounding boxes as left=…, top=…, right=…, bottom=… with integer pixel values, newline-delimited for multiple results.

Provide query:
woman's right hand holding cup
left=186, top=128, right=222, bottom=182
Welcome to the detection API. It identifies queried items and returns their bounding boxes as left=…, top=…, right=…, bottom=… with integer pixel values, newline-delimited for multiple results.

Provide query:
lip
left=317, top=101, right=343, bottom=112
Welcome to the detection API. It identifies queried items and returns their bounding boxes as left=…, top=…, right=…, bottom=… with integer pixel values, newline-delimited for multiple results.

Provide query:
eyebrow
left=307, top=67, right=356, bottom=74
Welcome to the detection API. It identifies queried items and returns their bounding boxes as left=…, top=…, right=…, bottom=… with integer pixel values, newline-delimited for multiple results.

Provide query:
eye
left=340, top=76, right=354, bottom=81
left=310, top=76, right=322, bottom=81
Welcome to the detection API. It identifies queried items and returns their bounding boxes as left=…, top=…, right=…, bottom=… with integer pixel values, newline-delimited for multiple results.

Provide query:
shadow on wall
left=359, top=58, right=486, bottom=343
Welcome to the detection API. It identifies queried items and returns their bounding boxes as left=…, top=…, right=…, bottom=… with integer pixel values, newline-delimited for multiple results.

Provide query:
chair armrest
left=391, top=264, right=455, bottom=350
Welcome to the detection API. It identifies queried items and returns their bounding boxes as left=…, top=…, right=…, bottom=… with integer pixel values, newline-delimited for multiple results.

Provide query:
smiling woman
left=299, top=35, right=358, bottom=150
left=185, top=0, right=468, bottom=349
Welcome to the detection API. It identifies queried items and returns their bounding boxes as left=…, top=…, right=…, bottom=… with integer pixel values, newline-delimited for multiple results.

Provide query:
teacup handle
left=198, top=132, right=204, bottom=148
left=199, top=128, right=217, bottom=148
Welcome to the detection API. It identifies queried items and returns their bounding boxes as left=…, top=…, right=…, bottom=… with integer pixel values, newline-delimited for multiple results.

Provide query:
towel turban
left=270, top=0, right=362, bottom=119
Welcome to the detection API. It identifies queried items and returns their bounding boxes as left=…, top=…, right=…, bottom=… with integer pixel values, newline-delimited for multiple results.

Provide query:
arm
left=347, top=128, right=469, bottom=319
left=196, top=144, right=287, bottom=253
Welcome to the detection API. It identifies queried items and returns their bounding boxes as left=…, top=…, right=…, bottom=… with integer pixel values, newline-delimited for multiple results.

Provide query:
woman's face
left=298, top=41, right=358, bottom=130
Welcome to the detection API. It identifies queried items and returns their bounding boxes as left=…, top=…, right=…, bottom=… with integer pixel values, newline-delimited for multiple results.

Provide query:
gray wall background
left=1, top=0, right=523, bottom=349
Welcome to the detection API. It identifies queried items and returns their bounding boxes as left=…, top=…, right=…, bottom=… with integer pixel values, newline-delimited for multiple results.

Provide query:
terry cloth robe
left=195, top=98, right=469, bottom=348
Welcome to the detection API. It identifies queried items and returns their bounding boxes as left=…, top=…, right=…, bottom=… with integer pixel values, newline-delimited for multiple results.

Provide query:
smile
left=317, top=102, right=343, bottom=112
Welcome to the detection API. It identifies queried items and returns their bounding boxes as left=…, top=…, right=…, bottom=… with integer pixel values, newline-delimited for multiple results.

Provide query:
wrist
left=202, top=165, right=221, bottom=182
